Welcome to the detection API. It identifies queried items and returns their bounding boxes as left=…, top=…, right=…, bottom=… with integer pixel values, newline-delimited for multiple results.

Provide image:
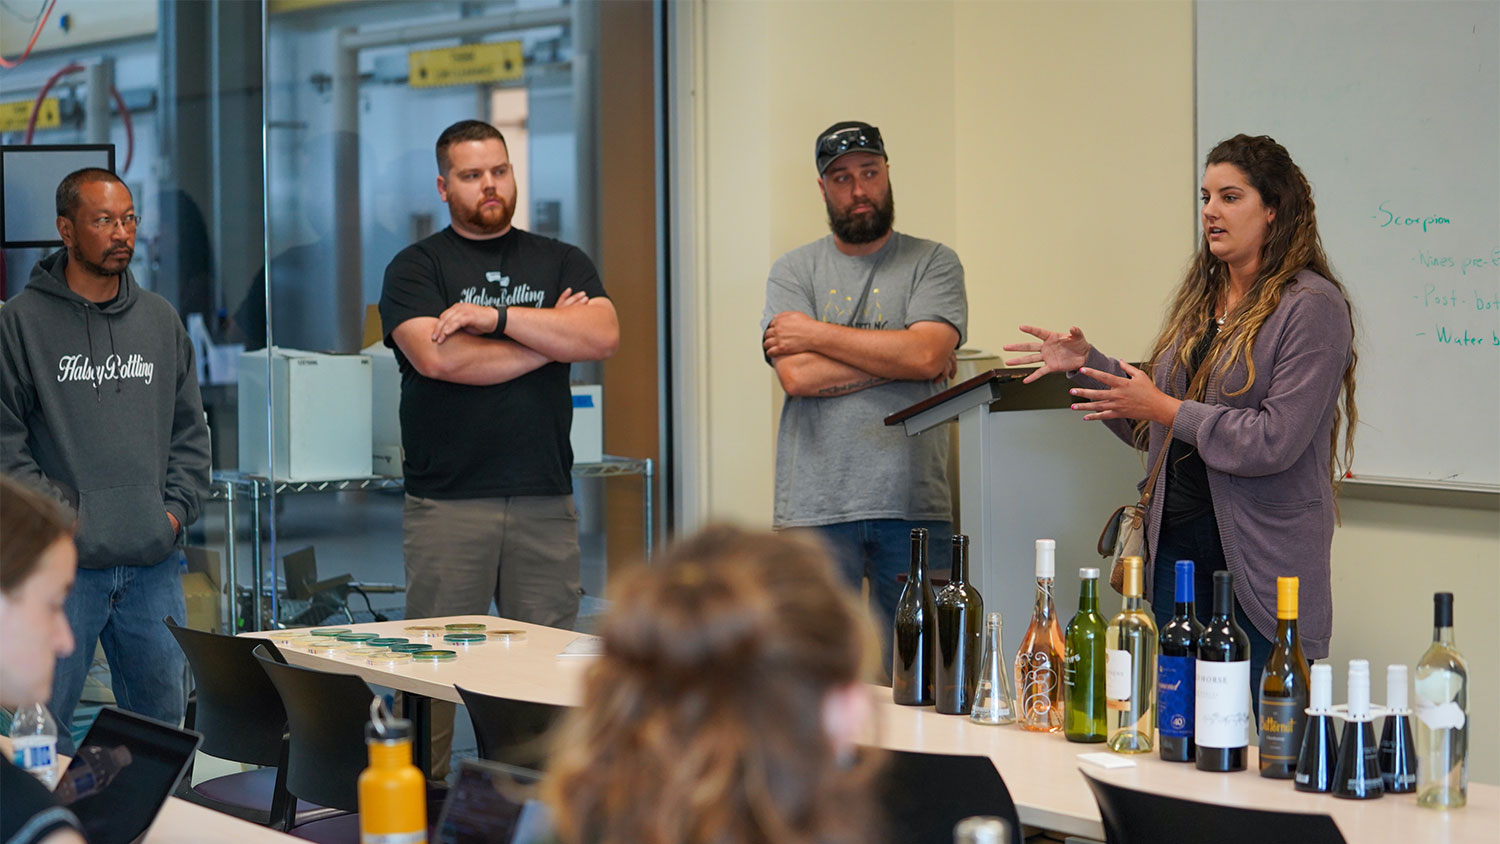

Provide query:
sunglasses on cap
left=816, top=125, right=885, bottom=174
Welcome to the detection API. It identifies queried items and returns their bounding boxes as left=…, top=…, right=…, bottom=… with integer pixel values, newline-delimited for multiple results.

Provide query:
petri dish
left=443, top=633, right=487, bottom=645
left=404, top=625, right=446, bottom=638
left=335, top=632, right=378, bottom=643
left=310, top=628, right=352, bottom=637
left=269, top=632, right=317, bottom=645
left=306, top=641, right=356, bottom=656
left=444, top=623, right=486, bottom=632
left=367, top=652, right=414, bottom=667
left=390, top=643, right=431, bottom=654
left=346, top=647, right=386, bottom=659
left=412, top=649, right=458, bottom=662
left=486, top=629, right=528, bottom=641
left=368, top=638, right=410, bottom=649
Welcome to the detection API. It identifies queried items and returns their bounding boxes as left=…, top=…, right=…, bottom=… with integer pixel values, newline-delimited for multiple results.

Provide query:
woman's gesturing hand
left=1067, top=361, right=1182, bottom=425
left=1002, top=325, right=1092, bottom=384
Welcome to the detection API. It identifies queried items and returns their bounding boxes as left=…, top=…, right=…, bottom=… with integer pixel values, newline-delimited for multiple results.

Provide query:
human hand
left=763, top=311, right=825, bottom=358
left=432, top=303, right=500, bottom=344
left=935, top=351, right=958, bottom=382
left=554, top=288, right=589, bottom=309
left=167, top=511, right=180, bottom=535
left=1002, top=325, right=1092, bottom=384
left=1067, top=361, right=1181, bottom=424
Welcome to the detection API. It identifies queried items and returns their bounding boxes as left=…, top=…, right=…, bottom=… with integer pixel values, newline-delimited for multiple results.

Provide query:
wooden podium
left=887, top=369, right=1143, bottom=649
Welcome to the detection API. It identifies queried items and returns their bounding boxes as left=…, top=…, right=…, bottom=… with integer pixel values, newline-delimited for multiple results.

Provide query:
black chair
left=877, top=749, right=1023, bottom=844
left=165, top=618, right=335, bottom=829
left=252, top=644, right=448, bottom=843
left=454, top=685, right=565, bottom=773
left=1081, top=770, right=1348, bottom=844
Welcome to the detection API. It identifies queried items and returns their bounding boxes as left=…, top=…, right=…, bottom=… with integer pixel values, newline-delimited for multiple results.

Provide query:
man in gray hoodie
left=0, top=168, right=210, bottom=743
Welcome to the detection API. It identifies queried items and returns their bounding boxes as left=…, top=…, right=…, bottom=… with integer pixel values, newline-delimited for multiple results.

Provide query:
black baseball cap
left=815, top=121, right=886, bottom=175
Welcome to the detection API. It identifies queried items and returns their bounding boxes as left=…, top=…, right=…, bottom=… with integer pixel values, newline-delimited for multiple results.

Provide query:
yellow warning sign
left=0, top=98, right=60, bottom=133
left=409, top=42, right=523, bottom=89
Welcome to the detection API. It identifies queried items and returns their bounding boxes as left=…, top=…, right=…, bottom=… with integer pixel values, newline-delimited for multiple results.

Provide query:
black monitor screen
left=0, top=144, right=115, bottom=247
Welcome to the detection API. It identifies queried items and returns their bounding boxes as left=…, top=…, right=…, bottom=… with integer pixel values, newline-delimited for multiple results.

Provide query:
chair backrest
left=252, top=643, right=376, bottom=813
left=1082, top=770, right=1348, bottom=844
left=164, top=618, right=287, bottom=767
left=878, top=749, right=1023, bottom=844
left=454, top=685, right=565, bottom=772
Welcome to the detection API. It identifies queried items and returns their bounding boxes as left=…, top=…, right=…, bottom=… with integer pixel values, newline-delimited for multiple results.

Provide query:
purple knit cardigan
left=1072, top=270, right=1353, bottom=659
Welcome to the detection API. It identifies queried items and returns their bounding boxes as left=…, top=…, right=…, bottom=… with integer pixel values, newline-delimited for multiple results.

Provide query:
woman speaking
left=1004, top=134, right=1357, bottom=680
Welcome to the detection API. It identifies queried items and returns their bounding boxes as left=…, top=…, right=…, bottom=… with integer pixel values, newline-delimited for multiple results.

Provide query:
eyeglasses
left=86, top=214, right=142, bottom=232
left=817, top=126, right=884, bottom=161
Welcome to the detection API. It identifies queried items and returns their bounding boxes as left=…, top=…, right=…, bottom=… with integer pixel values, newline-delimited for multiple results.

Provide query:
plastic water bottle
left=11, top=702, right=60, bottom=789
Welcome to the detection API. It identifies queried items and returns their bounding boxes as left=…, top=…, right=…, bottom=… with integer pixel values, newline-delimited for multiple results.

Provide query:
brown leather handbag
left=1097, top=425, right=1174, bottom=593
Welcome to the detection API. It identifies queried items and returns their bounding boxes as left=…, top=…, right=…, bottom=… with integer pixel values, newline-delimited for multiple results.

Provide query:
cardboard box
left=238, top=348, right=374, bottom=481
left=180, top=546, right=223, bottom=633
left=570, top=385, right=602, bottom=465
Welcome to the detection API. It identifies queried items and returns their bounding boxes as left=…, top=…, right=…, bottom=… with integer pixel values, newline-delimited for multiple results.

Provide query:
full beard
left=71, top=243, right=132, bottom=277
left=463, top=195, right=516, bottom=235
left=826, top=187, right=895, bottom=244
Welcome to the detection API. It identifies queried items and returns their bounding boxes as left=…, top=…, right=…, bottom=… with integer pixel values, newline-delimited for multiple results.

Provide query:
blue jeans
left=809, top=519, right=952, bottom=679
left=1150, top=510, right=1273, bottom=719
left=48, top=552, right=188, bottom=752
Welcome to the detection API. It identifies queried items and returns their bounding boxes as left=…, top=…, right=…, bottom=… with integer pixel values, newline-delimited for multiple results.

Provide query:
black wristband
left=488, top=304, right=509, bottom=339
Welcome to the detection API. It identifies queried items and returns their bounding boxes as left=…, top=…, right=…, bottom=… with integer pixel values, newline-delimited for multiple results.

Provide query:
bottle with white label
left=1415, top=592, right=1467, bottom=809
left=1195, top=570, right=1250, bottom=772
left=1105, top=556, right=1156, bottom=753
left=10, top=702, right=59, bottom=788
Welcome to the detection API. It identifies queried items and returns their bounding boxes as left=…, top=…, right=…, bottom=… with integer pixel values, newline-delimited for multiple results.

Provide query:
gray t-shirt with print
left=761, top=232, right=967, bottom=528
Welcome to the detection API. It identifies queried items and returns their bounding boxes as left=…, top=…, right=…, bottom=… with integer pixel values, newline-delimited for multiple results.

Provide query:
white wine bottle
left=1415, top=592, right=1468, bottom=809
left=1105, top=556, right=1156, bottom=753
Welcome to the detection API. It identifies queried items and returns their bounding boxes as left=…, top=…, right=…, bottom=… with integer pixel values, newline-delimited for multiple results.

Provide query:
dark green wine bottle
left=1063, top=567, right=1107, bottom=742
left=893, top=528, right=937, bottom=706
left=935, top=534, right=984, bottom=715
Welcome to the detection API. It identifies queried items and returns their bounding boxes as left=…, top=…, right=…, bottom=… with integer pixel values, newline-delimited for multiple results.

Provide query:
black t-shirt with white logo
left=378, top=226, right=608, bottom=499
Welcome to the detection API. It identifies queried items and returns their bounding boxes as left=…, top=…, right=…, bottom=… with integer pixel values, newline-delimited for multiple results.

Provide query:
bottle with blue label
left=1157, top=560, right=1202, bottom=762
left=11, top=702, right=60, bottom=789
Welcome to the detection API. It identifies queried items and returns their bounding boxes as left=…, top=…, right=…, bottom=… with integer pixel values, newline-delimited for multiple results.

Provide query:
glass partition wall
left=2, top=0, right=661, bottom=639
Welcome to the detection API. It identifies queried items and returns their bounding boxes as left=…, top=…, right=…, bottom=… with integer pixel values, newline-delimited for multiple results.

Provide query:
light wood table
left=144, top=798, right=297, bottom=843
left=246, top=616, right=1499, bottom=843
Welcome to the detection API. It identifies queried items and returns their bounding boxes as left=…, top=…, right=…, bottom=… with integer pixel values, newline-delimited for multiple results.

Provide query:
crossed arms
left=763, top=310, right=959, bottom=398
left=392, top=291, right=619, bottom=386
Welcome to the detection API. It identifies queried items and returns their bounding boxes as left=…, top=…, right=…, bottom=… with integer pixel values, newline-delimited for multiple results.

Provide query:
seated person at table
left=542, top=526, right=884, bottom=844
left=1, top=475, right=86, bottom=844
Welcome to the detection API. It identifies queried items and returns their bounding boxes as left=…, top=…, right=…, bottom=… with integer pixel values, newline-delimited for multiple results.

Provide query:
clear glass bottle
left=1015, top=539, right=1064, bottom=732
left=934, top=534, right=984, bottom=715
left=1063, top=567, right=1107, bottom=743
left=1415, top=592, right=1468, bottom=809
left=970, top=612, right=1017, bottom=726
left=1105, top=555, right=1156, bottom=753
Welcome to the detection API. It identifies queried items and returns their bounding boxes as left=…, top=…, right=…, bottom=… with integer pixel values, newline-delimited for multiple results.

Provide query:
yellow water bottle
left=359, top=697, right=426, bottom=844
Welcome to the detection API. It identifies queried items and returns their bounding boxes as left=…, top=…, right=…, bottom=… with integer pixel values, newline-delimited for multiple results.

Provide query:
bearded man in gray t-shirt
left=761, top=121, right=967, bottom=663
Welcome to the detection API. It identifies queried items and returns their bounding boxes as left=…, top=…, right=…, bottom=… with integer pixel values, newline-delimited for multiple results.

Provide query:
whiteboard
left=1196, top=0, right=1499, bottom=490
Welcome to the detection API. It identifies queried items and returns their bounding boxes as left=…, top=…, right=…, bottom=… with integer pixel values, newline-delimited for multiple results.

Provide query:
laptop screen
left=435, top=758, right=551, bottom=844
left=56, top=706, right=201, bottom=844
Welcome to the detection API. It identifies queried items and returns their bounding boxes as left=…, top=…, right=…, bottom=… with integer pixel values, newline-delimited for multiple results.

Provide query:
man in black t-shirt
left=379, top=120, right=618, bottom=772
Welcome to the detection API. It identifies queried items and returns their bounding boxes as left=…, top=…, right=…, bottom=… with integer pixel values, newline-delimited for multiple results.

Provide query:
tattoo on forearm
left=818, top=377, right=884, bottom=396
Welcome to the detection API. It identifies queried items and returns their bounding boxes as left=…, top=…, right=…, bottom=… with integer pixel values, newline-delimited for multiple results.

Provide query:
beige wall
left=692, top=0, right=1497, bottom=784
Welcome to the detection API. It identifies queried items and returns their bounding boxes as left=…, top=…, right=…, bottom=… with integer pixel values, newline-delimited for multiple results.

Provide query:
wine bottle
left=1258, top=576, right=1310, bottom=779
left=1379, top=664, right=1416, bottom=794
left=1157, top=560, right=1201, bottom=762
left=1295, top=663, right=1339, bottom=793
left=1195, top=570, right=1249, bottom=772
left=1415, top=592, right=1468, bottom=809
left=1064, top=567, right=1107, bottom=743
left=1015, top=539, right=1065, bottom=732
left=1332, top=659, right=1384, bottom=800
left=935, top=534, right=984, bottom=715
left=1105, top=556, right=1156, bottom=753
left=893, top=528, right=937, bottom=706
